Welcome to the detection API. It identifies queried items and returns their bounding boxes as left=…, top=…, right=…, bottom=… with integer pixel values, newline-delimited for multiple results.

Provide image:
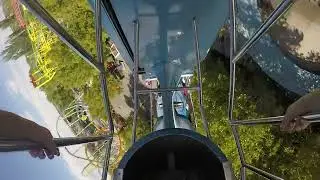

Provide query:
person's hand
left=0, top=110, right=60, bottom=159
left=28, top=126, right=60, bottom=159
left=280, top=114, right=310, bottom=133
left=280, top=93, right=317, bottom=132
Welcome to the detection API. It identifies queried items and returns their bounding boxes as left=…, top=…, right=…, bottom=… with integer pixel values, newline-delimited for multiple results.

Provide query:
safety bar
left=137, top=87, right=199, bottom=94
left=0, top=135, right=110, bottom=152
left=231, top=113, right=320, bottom=126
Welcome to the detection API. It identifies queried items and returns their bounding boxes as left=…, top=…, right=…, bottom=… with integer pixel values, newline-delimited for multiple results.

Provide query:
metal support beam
left=149, top=92, right=153, bottom=132
left=193, top=17, right=210, bottom=138
left=132, top=20, right=140, bottom=144
left=19, top=0, right=103, bottom=72
left=95, top=1, right=115, bottom=179
left=232, top=0, right=294, bottom=63
left=245, top=164, right=284, bottom=180
left=76, top=122, right=94, bottom=136
left=101, top=0, right=134, bottom=61
left=240, top=166, right=246, bottom=180
left=137, top=87, right=199, bottom=94
left=231, top=113, right=320, bottom=126
left=228, top=0, right=246, bottom=166
left=0, top=135, right=110, bottom=152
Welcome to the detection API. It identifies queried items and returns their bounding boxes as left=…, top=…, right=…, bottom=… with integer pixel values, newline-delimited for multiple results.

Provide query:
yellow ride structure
left=24, top=9, right=57, bottom=88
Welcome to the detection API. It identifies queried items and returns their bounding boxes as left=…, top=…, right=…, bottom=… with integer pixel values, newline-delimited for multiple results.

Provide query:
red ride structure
left=11, top=0, right=26, bottom=29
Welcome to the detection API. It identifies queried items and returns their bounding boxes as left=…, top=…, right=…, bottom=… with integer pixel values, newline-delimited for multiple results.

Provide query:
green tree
left=1, top=31, right=32, bottom=61
left=0, top=14, right=15, bottom=30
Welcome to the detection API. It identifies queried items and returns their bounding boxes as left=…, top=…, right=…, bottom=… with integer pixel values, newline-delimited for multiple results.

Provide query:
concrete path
left=110, top=63, right=133, bottom=119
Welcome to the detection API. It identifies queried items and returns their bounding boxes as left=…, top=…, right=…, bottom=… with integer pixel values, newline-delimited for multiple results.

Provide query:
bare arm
left=0, top=110, right=59, bottom=159
left=281, top=90, right=320, bottom=132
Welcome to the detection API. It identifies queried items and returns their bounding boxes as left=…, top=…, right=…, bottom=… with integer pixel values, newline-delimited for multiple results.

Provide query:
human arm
left=0, top=110, right=59, bottom=159
left=280, top=90, right=320, bottom=132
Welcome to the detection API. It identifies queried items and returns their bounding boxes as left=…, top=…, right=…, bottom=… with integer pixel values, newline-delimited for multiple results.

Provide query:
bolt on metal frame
left=0, top=0, right=320, bottom=180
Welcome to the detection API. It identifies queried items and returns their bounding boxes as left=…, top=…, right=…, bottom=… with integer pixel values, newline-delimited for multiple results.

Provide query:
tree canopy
left=192, top=50, right=320, bottom=179
left=22, top=0, right=122, bottom=123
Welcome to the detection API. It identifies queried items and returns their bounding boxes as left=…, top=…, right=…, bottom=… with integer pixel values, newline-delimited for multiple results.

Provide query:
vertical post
left=95, top=0, right=114, bottom=179
left=132, top=20, right=140, bottom=144
left=240, top=166, right=246, bottom=180
left=189, top=92, right=197, bottom=129
left=192, top=17, right=210, bottom=138
left=228, top=0, right=246, bottom=176
left=149, top=92, right=153, bottom=132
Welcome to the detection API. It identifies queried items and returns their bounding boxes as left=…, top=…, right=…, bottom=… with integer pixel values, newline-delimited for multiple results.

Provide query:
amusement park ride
left=27, top=20, right=57, bottom=88
left=1, top=0, right=320, bottom=180
left=12, top=0, right=57, bottom=88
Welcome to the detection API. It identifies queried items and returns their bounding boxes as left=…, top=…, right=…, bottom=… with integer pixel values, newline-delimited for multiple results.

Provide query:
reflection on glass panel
left=261, top=0, right=320, bottom=76
left=35, top=0, right=110, bottom=57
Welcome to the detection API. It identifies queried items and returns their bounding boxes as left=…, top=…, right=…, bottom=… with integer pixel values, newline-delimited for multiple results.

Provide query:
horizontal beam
left=137, top=87, right=199, bottom=94
left=231, top=113, right=320, bottom=126
left=0, top=135, right=111, bottom=152
left=245, top=164, right=283, bottom=180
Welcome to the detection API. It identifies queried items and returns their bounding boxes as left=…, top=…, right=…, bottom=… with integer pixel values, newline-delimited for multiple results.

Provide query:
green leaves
left=23, top=0, right=122, bottom=122
left=192, top=51, right=320, bottom=179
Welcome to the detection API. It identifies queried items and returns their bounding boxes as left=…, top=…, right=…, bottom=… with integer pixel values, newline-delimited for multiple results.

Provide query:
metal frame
left=226, top=0, right=318, bottom=180
left=0, top=0, right=115, bottom=179
left=193, top=17, right=210, bottom=138
left=131, top=20, right=140, bottom=144
left=149, top=92, right=153, bottom=131
left=130, top=17, right=211, bottom=143
left=1, top=0, right=320, bottom=180
left=137, top=87, right=199, bottom=94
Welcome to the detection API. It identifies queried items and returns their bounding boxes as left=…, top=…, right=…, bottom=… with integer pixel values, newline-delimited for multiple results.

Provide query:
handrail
left=0, top=135, right=110, bottom=152
left=231, top=113, right=320, bottom=126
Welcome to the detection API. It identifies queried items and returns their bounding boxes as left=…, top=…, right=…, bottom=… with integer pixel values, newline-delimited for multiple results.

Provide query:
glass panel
left=234, top=0, right=293, bottom=52
left=231, top=0, right=320, bottom=178
left=35, top=0, right=111, bottom=59
left=0, top=0, right=126, bottom=178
